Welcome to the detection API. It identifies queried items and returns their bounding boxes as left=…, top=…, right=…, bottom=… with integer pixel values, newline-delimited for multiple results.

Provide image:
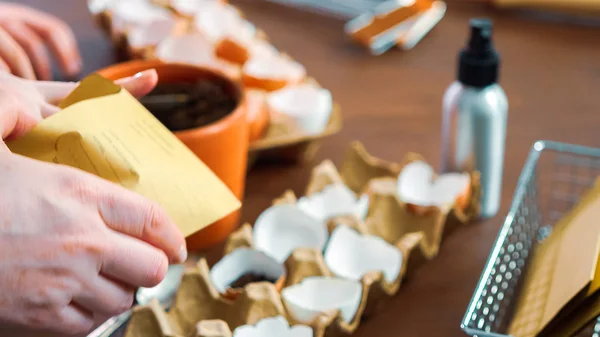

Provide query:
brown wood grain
left=6, top=0, right=600, bottom=336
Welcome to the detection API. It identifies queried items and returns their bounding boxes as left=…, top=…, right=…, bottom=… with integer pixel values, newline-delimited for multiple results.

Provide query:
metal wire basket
left=461, top=140, right=600, bottom=337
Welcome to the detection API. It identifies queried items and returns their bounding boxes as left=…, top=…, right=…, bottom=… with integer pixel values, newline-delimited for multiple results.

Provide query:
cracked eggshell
left=87, top=0, right=117, bottom=33
left=127, top=17, right=180, bottom=50
left=324, top=225, right=402, bottom=283
left=282, top=276, right=362, bottom=324
left=194, top=3, right=252, bottom=43
left=296, top=183, right=369, bottom=223
left=210, top=247, right=286, bottom=300
left=242, top=55, right=306, bottom=92
left=109, top=0, right=173, bottom=35
left=247, top=40, right=279, bottom=60
left=216, top=38, right=250, bottom=66
left=155, top=33, right=241, bottom=80
left=217, top=37, right=279, bottom=66
left=170, top=0, right=229, bottom=16
left=88, top=0, right=116, bottom=14
left=397, top=160, right=471, bottom=215
left=233, top=316, right=313, bottom=337
left=253, top=204, right=328, bottom=263
left=155, top=32, right=214, bottom=64
left=267, top=84, right=333, bottom=135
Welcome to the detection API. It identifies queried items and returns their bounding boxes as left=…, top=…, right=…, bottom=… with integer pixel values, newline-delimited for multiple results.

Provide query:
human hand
left=0, top=69, right=158, bottom=141
left=0, top=151, right=187, bottom=336
left=0, top=2, right=82, bottom=80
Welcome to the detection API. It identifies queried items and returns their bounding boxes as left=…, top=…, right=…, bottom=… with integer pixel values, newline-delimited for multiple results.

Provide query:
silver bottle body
left=441, top=81, right=508, bottom=219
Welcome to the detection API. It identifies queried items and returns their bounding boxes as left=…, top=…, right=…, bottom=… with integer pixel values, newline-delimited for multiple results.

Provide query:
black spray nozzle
left=457, top=17, right=499, bottom=88
left=467, top=18, right=493, bottom=55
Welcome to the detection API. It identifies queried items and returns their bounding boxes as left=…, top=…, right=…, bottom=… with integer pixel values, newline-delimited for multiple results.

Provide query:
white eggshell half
left=397, top=160, right=434, bottom=206
left=247, top=39, right=280, bottom=60
left=109, top=0, right=172, bottom=34
left=253, top=204, right=328, bottom=263
left=88, top=0, right=116, bottom=14
left=155, top=32, right=216, bottom=65
left=324, top=225, right=402, bottom=283
left=155, top=33, right=242, bottom=79
left=267, top=84, right=332, bottom=135
left=430, top=172, right=471, bottom=205
left=243, top=55, right=306, bottom=82
left=127, top=18, right=177, bottom=48
left=282, top=276, right=362, bottom=324
left=233, top=316, right=313, bottom=337
left=194, top=3, right=253, bottom=43
left=171, top=0, right=223, bottom=15
left=210, top=247, right=285, bottom=293
left=296, top=184, right=369, bottom=222
left=396, top=160, right=470, bottom=208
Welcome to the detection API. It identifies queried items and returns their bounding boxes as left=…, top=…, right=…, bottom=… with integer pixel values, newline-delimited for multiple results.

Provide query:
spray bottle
left=441, top=18, right=508, bottom=219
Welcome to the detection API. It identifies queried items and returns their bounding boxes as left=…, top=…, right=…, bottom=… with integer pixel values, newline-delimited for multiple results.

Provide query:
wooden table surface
left=10, top=0, right=600, bottom=336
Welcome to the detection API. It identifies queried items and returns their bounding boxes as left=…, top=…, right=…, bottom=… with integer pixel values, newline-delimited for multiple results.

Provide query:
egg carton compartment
left=122, top=141, right=481, bottom=337
left=87, top=0, right=342, bottom=164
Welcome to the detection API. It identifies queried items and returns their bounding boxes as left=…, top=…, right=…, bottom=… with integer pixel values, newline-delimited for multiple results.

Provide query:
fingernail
left=133, top=71, right=146, bottom=79
left=133, top=70, right=154, bottom=80
left=178, top=244, right=188, bottom=263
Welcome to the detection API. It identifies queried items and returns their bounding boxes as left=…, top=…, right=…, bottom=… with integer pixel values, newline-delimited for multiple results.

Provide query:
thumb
left=114, top=69, right=159, bottom=99
left=35, top=69, right=159, bottom=107
left=0, top=141, right=9, bottom=153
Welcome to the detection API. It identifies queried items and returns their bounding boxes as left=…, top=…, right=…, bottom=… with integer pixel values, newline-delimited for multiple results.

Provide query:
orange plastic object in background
left=97, top=60, right=252, bottom=251
left=349, top=0, right=434, bottom=47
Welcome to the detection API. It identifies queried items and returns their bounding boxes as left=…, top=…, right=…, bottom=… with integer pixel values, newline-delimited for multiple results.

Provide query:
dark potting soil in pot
left=228, top=273, right=277, bottom=289
left=140, top=78, right=238, bottom=131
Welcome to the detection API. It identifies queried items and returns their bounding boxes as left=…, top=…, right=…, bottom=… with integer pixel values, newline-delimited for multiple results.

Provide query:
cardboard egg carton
left=123, top=141, right=480, bottom=337
left=87, top=0, right=342, bottom=165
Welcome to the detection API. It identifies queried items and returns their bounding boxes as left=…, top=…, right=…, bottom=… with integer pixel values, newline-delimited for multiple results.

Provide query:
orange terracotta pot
left=96, top=60, right=250, bottom=251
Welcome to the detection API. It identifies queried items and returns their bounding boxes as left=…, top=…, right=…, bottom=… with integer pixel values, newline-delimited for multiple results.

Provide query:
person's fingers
left=0, top=21, right=52, bottom=81
left=101, top=232, right=169, bottom=288
left=40, top=102, right=61, bottom=118
left=73, top=276, right=135, bottom=317
left=57, top=305, right=95, bottom=335
left=0, top=141, right=9, bottom=153
left=115, top=69, right=159, bottom=98
left=0, top=57, right=9, bottom=73
left=96, top=179, right=187, bottom=264
left=0, top=26, right=36, bottom=80
left=35, top=69, right=159, bottom=106
left=58, top=166, right=185, bottom=265
left=33, top=79, right=77, bottom=106
left=0, top=88, right=40, bottom=140
left=14, top=7, right=82, bottom=77
left=28, top=304, right=96, bottom=336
